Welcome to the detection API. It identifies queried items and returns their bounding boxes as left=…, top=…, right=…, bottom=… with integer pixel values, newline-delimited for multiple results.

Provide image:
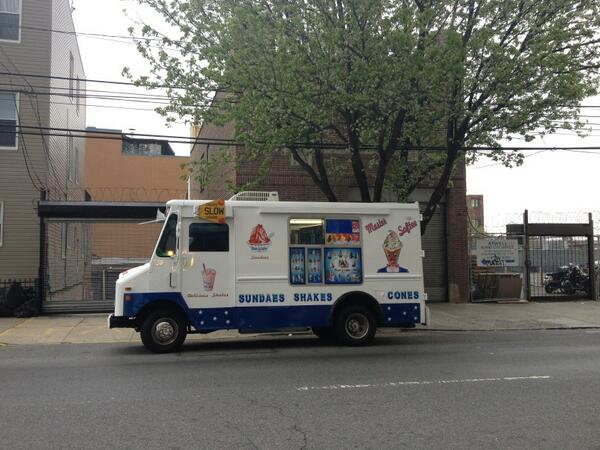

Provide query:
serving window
left=288, top=218, right=362, bottom=285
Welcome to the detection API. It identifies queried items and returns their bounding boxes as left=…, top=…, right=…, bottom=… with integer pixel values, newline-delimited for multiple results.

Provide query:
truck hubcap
left=346, top=313, right=369, bottom=339
left=153, top=319, right=178, bottom=345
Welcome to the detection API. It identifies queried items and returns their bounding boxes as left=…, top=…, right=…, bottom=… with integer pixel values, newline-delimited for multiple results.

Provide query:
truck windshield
left=156, top=214, right=178, bottom=257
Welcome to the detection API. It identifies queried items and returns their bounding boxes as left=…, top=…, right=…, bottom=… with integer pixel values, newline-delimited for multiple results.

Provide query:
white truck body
left=111, top=196, right=428, bottom=348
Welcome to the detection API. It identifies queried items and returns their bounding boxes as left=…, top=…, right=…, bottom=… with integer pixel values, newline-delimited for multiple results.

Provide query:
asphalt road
left=1, top=330, right=600, bottom=449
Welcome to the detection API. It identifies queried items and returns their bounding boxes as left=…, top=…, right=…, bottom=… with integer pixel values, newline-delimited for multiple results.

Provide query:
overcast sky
left=72, top=0, right=600, bottom=231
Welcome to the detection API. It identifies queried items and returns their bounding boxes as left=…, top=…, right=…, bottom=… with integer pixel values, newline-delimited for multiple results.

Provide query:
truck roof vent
left=229, top=191, right=279, bottom=202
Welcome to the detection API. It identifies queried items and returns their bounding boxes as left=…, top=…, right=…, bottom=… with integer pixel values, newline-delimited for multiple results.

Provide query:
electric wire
left=4, top=126, right=600, bottom=153
left=0, top=50, right=69, bottom=196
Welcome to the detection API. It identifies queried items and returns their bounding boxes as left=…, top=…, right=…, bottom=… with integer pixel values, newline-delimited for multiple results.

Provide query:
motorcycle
left=544, top=264, right=590, bottom=295
left=561, top=264, right=590, bottom=295
left=543, top=266, right=570, bottom=294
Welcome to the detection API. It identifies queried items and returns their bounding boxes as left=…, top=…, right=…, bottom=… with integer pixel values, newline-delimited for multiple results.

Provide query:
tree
left=127, top=0, right=600, bottom=233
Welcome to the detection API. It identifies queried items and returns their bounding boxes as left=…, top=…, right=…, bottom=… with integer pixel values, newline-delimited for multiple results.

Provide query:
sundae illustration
left=377, top=230, right=408, bottom=273
left=247, top=224, right=273, bottom=252
left=202, top=263, right=216, bottom=291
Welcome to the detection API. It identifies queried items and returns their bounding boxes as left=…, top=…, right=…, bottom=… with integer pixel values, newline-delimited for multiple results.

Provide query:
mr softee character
left=377, top=230, right=408, bottom=273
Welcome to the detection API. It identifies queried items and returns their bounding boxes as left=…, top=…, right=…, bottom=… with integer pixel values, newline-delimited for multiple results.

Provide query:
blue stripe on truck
left=123, top=292, right=420, bottom=331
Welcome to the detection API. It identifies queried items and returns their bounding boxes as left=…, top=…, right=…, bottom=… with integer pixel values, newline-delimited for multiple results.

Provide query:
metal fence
left=0, top=278, right=38, bottom=316
left=470, top=233, right=599, bottom=302
left=41, top=220, right=162, bottom=313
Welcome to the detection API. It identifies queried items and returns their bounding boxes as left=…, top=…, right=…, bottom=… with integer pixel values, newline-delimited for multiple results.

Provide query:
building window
left=472, top=218, right=480, bottom=229
left=76, top=77, right=80, bottom=114
left=0, top=0, right=21, bottom=42
left=67, top=133, right=75, bottom=181
left=199, top=152, right=206, bottom=193
left=69, top=52, right=74, bottom=100
left=122, top=138, right=174, bottom=156
left=74, top=146, right=79, bottom=184
left=0, top=92, right=18, bottom=149
left=0, top=201, right=4, bottom=247
left=61, top=223, right=67, bottom=259
left=470, top=198, right=480, bottom=208
left=189, top=223, right=229, bottom=252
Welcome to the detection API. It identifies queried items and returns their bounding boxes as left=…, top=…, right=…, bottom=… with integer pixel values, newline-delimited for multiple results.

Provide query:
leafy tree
left=127, top=0, right=600, bottom=233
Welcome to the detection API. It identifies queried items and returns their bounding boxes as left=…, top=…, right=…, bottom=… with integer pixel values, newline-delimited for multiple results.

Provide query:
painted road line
left=296, top=375, right=551, bottom=391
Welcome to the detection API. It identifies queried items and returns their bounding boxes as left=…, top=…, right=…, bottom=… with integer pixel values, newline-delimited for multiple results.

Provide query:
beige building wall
left=85, top=132, right=189, bottom=260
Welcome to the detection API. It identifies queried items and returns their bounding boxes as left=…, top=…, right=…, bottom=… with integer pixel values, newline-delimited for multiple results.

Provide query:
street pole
left=523, top=209, right=531, bottom=301
left=588, top=213, right=596, bottom=300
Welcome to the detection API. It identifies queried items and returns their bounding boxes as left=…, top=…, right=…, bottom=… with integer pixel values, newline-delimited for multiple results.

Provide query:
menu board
left=325, top=219, right=361, bottom=245
left=289, top=247, right=306, bottom=285
left=307, top=248, right=323, bottom=284
left=325, top=248, right=362, bottom=285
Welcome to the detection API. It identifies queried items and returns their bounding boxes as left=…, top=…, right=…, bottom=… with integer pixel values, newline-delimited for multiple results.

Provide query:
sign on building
left=475, top=238, right=519, bottom=267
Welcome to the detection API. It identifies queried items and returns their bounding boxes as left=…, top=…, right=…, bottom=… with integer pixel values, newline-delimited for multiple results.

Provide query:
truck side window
left=156, top=214, right=178, bottom=257
left=289, top=218, right=324, bottom=245
left=189, top=223, right=229, bottom=252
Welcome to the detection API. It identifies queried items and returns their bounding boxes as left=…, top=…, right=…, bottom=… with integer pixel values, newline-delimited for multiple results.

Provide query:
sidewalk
left=0, top=301, right=599, bottom=346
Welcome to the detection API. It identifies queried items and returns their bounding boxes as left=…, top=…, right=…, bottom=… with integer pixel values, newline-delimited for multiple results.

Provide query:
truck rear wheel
left=140, top=309, right=187, bottom=353
left=334, top=305, right=376, bottom=346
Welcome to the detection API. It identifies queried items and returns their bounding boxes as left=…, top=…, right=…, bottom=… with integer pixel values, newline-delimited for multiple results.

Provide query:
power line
left=3, top=70, right=600, bottom=110
left=8, top=24, right=164, bottom=42
left=0, top=71, right=190, bottom=89
left=5, top=126, right=600, bottom=152
left=470, top=150, right=549, bottom=170
left=0, top=82, right=173, bottom=99
left=0, top=50, right=68, bottom=195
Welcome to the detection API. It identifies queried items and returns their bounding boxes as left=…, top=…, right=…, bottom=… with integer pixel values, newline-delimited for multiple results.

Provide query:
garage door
left=420, top=203, right=447, bottom=302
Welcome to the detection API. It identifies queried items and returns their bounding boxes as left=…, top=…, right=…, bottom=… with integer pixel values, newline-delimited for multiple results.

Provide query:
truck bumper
left=108, top=314, right=136, bottom=329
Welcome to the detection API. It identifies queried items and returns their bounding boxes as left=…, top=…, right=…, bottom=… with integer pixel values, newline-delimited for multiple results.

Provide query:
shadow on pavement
left=108, top=330, right=460, bottom=357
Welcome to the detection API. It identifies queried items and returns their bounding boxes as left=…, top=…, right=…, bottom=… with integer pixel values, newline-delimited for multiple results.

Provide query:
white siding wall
left=0, top=0, right=52, bottom=279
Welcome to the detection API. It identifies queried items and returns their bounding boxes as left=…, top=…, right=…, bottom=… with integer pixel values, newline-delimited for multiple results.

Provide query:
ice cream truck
left=109, top=192, right=429, bottom=352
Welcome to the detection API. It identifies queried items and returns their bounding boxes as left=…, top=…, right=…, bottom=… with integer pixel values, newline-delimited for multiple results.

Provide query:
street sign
left=475, top=238, right=519, bottom=267
left=198, top=199, right=225, bottom=224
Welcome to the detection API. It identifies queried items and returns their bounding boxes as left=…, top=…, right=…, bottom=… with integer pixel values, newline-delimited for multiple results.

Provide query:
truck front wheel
left=334, top=305, right=376, bottom=346
left=140, top=309, right=187, bottom=353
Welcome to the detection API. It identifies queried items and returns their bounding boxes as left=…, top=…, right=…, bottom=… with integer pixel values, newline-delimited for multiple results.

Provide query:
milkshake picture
left=377, top=230, right=409, bottom=273
left=202, top=264, right=216, bottom=291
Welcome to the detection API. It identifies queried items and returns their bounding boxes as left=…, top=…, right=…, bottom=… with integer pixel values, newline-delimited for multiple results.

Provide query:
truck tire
left=312, top=326, right=335, bottom=341
left=334, top=305, right=376, bottom=346
left=140, top=309, right=187, bottom=353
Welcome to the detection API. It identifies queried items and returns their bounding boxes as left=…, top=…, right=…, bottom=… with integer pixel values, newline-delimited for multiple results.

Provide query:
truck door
left=180, top=218, right=236, bottom=324
left=150, top=212, right=180, bottom=292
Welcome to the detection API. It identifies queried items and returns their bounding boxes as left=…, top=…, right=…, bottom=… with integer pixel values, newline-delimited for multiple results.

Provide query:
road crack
left=234, top=392, right=308, bottom=449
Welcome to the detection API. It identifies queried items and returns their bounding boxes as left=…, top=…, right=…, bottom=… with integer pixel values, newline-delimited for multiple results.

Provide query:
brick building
left=467, top=195, right=485, bottom=234
left=73, top=128, right=189, bottom=311
left=189, top=121, right=470, bottom=303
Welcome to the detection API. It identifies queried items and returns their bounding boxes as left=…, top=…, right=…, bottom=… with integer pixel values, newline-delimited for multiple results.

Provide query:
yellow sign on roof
left=198, top=199, right=226, bottom=224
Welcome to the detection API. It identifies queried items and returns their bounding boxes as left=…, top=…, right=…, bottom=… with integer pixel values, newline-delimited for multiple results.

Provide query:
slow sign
left=198, top=199, right=225, bottom=224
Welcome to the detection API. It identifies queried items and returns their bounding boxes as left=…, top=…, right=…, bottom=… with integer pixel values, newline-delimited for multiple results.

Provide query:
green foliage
left=129, top=0, right=600, bottom=229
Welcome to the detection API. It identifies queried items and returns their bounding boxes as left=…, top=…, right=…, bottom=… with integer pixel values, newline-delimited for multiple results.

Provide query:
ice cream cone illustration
left=378, top=230, right=408, bottom=273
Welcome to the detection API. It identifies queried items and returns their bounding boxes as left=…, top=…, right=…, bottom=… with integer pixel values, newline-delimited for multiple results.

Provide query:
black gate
left=508, top=211, right=596, bottom=300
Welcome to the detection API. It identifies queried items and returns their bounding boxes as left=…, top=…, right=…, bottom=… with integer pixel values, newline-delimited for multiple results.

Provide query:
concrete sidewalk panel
left=0, top=326, right=72, bottom=345
left=0, top=318, right=26, bottom=334
left=64, top=326, right=136, bottom=344
left=12, top=316, right=85, bottom=328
